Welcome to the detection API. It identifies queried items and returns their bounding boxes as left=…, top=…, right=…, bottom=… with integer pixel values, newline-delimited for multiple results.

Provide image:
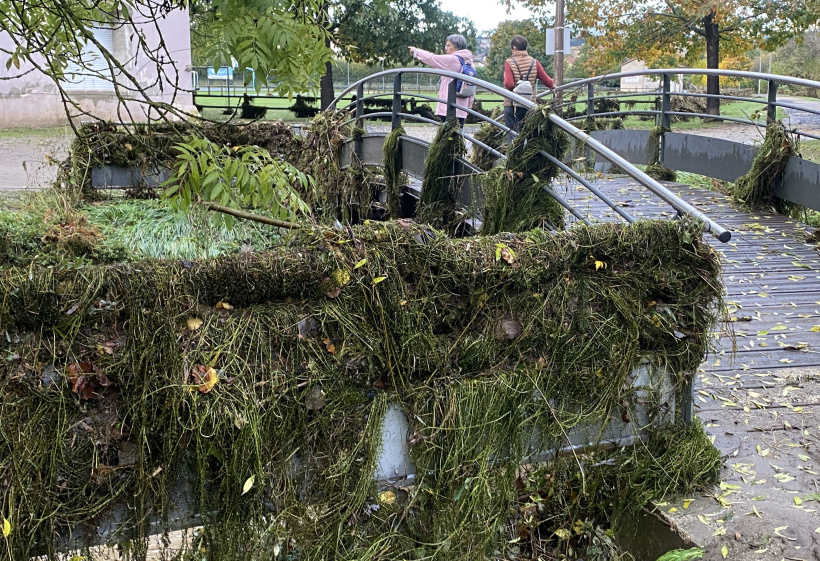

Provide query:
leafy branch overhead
left=164, top=136, right=312, bottom=228
left=0, top=0, right=334, bottom=121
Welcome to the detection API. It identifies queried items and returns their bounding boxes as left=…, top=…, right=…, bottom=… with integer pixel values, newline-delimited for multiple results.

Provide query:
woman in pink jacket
left=408, top=34, right=475, bottom=127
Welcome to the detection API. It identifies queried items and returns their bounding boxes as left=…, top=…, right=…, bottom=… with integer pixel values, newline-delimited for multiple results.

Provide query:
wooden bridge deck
left=561, top=176, right=820, bottom=376
left=565, top=177, right=820, bottom=553
left=568, top=177, right=820, bottom=552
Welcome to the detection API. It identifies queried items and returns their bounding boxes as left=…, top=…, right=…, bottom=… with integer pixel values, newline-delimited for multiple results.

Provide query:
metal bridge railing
left=544, top=69, right=820, bottom=142
left=330, top=68, right=731, bottom=243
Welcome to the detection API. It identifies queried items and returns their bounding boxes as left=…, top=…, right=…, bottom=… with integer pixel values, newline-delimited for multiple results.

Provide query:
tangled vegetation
left=0, top=217, right=722, bottom=560
left=382, top=125, right=406, bottom=218
left=481, top=105, right=569, bottom=234
left=470, top=118, right=506, bottom=171
left=69, top=121, right=299, bottom=195
left=732, top=122, right=797, bottom=209
left=645, top=126, right=677, bottom=182
left=416, top=118, right=468, bottom=231
left=0, top=193, right=288, bottom=266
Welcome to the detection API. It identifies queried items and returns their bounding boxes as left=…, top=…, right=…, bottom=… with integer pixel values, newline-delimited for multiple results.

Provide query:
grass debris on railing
left=0, top=219, right=722, bottom=560
left=482, top=105, right=569, bottom=234
left=645, top=126, right=677, bottom=182
left=382, top=125, right=406, bottom=218
left=732, top=122, right=797, bottom=209
left=470, top=118, right=506, bottom=171
left=68, top=121, right=298, bottom=195
left=416, top=118, right=467, bottom=231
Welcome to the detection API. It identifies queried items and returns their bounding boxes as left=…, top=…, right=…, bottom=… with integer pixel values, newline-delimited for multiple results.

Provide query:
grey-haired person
left=408, top=34, right=475, bottom=127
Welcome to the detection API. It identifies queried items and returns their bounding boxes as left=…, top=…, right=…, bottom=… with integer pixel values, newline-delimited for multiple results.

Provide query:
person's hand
left=408, top=46, right=416, bottom=56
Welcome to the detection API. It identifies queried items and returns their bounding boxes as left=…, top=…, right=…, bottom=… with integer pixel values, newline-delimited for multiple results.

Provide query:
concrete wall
left=0, top=9, right=194, bottom=128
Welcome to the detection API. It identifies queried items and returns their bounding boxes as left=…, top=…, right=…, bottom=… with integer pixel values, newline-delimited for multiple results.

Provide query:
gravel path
left=0, top=128, right=72, bottom=190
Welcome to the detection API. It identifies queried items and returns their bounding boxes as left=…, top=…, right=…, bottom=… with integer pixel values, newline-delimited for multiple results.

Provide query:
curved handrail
left=545, top=68, right=820, bottom=95
left=540, top=68, right=820, bottom=135
left=330, top=68, right=731, bottom=242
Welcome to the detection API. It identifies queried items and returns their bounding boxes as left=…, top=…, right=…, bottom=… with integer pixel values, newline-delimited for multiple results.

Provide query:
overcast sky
left=437, top=0, right=547, bottom=36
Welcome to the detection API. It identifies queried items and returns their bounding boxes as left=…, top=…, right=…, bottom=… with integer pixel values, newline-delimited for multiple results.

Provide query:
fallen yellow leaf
left=553, top=528, right=571, bottom=540
left=192, top=366, right=219, bottom=393
left=242, top=475, right=255, bottom=495
left=187, top=317, right=203, bottom=331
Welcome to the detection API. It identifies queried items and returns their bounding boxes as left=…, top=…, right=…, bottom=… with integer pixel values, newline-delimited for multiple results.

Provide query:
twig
left=203, top=202, right=302, bottom=229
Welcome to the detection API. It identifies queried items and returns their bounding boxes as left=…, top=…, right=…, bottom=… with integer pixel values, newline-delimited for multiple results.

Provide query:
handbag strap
left=522, top=58, right=536, bottom=81
left=509, top=57, right=523, bottom=79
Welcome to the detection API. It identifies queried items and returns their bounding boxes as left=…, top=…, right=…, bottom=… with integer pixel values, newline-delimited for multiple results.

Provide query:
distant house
left=566, top=45, right=582, bottom=66
left=0, top=10, right=194, bottom=128
left=619, top=59, right=683, bottom=92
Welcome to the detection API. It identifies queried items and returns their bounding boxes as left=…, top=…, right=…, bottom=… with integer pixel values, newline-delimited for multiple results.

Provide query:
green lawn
left=0, top=125, right=72, bottom=138
left=800, top=139, right=820, bottom=163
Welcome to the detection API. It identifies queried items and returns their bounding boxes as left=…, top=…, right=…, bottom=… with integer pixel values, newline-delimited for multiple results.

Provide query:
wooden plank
left=573, top=176, right=820, bottom=376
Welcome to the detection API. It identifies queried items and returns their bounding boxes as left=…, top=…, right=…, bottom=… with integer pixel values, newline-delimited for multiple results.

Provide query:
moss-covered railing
left=0, top=219, right=722, bottom=560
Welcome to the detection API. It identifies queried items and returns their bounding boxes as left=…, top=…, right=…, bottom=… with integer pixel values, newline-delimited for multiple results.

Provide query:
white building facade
left=0, top=9, right=194, bottom=128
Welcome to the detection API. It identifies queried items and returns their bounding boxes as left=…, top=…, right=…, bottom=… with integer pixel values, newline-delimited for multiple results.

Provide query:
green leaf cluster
left=165, top=135, right=312, bottom=227
left=204, top=0, right=332, bottom=95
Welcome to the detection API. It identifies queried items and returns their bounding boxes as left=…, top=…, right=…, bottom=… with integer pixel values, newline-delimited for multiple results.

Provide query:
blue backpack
left=454, top=55, right=477, bottom=98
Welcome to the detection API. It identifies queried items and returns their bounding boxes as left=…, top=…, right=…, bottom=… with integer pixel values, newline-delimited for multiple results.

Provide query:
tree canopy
left=771, top=31, right=820, bottom=83
left=316, top=0, right=474, bottom=107
left=516, top=0, right=816, bottom=114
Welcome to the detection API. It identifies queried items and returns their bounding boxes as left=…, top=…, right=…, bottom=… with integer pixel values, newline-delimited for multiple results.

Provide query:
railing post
left=767, top=80, right=779, bottom=123
left=660, top=73, right=672, bottom=164
left=356, top=83, right=364, bottom=129
left=585, top=83, right=595, bottom=169
left=661, top=73, right=671, bottom=130
left=392, top=73, right=403, bottom=130
left=446, top=79, right=457, bottom=122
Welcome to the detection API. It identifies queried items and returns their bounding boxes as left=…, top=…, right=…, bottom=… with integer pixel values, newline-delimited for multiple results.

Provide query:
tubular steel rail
left=330, top=68, right=731, bottom=243
left=545, top=68, right=820, bottom=142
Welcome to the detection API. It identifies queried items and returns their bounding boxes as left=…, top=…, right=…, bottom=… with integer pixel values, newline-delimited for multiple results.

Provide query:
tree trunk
left=319, top=2, right=334, bottom=110
left=320, top=57, right=334, bottom=110
left=704, top=11, right=720, bottom=116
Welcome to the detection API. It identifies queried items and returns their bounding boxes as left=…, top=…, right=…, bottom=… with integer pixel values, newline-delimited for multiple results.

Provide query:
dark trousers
left=504, top=105, right=527, bottom=142
left=439, top=114, right=466, bottom=128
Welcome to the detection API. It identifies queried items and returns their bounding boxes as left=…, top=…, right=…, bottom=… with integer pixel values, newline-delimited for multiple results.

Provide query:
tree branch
left=203, top=202, right=303, bottom=229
